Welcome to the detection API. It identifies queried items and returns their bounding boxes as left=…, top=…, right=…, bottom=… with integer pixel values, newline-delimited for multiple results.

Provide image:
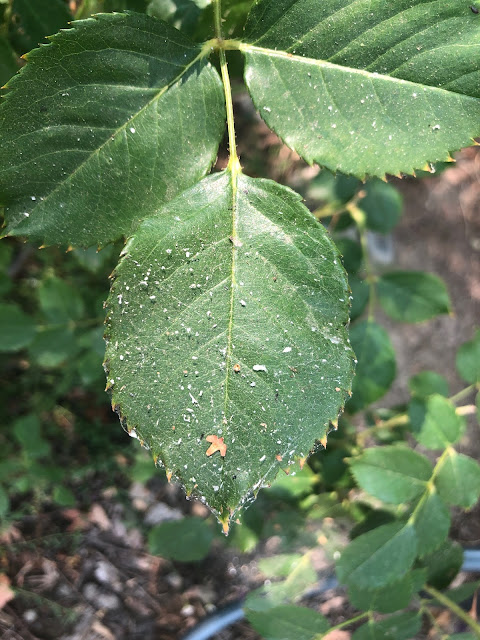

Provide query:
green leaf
left=359, top=180, right=403, bottom=234
left=347, top=320, right=396, bottom=413
left=9, top=0, right=72, bottom=55
left=411, top=394, right=466, bottom=450
left=411, top=488, right=450, bottom=558
left=0, top=485, right=9, bottom=518
left=335, top=237, right=362, bottom=275
left=456, top=329, right=480, bottom=383
left=0, top=35, right=19, bottom=87
left=13, top=414, right=51, bottom=458
left=0, top=13, right=225, bottom=247
left=105, top=170, right=355, bottom=527
left=352, top=612, right=421, bottom=640
left=306, top=169, right=360, bottom=206
left=52, top=485, right=76, bottom=507
left=147, top=0, right=207, bottom=37
left=29, top=327, right=79, bottom=368
left=408, top=371, right=449, bottom=399
left=39, top=276, right=85, bottom=324
left=348, top=570, right=426, bottom=614
left=243, top=1, right=480, bottom=179
left=148, top=516, right=213, bottom=562
left=0, top=303, right=36, bottom=352
left=348, top=276, right=369, bottom=322
left=245, top=605, right=329, bottom=640
left=336, top=522, right=417, bottom=590
left=435, top=450, right=480, bottom=508
left=377, top=271, right=451, bottom=323
left=349, top=445, right=432, bottom=505
left=421, top=540, right=463, bottom=589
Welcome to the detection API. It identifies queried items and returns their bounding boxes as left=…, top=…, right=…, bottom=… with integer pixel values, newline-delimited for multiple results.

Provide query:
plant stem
left=213, top=0, right=240, bottom=174
left=347, top=202, right=377, bottom=321
left=424, top=584, right=480, bottom=639
left=319, top=611, right=369, bottom=637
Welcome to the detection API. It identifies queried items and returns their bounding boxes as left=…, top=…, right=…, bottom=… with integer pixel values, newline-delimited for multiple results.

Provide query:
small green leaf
left=1, top=13, right=225, bottom=247
left=456, top=329, right=480, bottom=384
left=349, top=276, right=369, bottom=322
left=13, top=414, right=51, bottom=458
left=348, top=570, right=426, bottom=614
left=243, top=1, right=480, bottom=178
left=105, top=171, right=355, bottom=525
left=307, top=170, right=361, bottom=206
left=335, top=238, right=363, bottom=275
left=411, top=395, right=466, bottom=450
left=29, top=327, right=79, bottom=368
left=421, top=540, right=463, bottom=589
left=9, top=0, right=72, bottom=54
left=435, top=450, right=480, bottom=508
left=377, top=271, right=451, bottom=323
left=411, top=488, right=450, bottom=557
left=347, top=320, right=396, bottom=413
left=245, top=604, right=329, bottom=640
left=349, top=445, right=432, bottom=505
left=352, top=612, right=421, bottom=640
left=0, top=485, right=9, bottom=518
left=39, top=277, right=85, bottom=324
left=359, top=180, right=403, bottom=234
left=0, top=303, right=36, bottom=352
left=52, top=486, right=76, bottom=507
left=408, top=371, right=449, bottom=399
left=336, top=522, right=417, bottom=590
left=254, top=553, right=318, bottom=606
left=148, top=517, right=213, bottom=562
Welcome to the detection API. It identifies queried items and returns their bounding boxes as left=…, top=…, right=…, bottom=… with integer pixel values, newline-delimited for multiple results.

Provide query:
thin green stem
left=319, top=612, right=369, bottom=637
left=213, top=0, right=240, bottom=173
left=348, top=202, right=377, bottom=320
left=450, top=383, right=477, bottom=404
left=424, top=585, right=480, bottom=639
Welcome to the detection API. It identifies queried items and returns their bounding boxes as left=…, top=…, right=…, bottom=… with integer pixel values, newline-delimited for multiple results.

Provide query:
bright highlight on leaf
left=105, top=170, right=354, bottom=527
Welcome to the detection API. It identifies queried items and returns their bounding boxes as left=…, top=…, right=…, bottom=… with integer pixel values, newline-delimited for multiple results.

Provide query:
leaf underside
left=243, top=0, right=480, bottom=178
left=104, top=170, right=355, bottom=525
left=0, top=12, right=225, bottom=247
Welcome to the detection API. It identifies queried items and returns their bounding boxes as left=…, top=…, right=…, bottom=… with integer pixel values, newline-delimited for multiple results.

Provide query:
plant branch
left=347, top=202, right=377, bottom=320
left=319, top=611, right=369, bottom=637
left=424, top=584, right=480, bottom=639
left=213, top=0, right=240, bottom=173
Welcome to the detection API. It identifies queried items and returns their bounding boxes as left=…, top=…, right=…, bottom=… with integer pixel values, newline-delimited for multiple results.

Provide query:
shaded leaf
left=377, top=271, right=451, bottom=323
left=245, top=604, right=329, bottom=640
left=348, top=569, right=426, bottom=614
left=456, top=329, right=480, bottom=383
left=411, top=488, right=450, bottom=557
left=0, top=35, right=19, bottom=86
left=336, top=522, right=417, bottom=590
left=435, top=450, right=480, bottom=508
left=29, top=327, right=79, bottom=368
left=348, top=275, right=369, bottom=322
left=421, top=540, right=463, bottom=589
left=336, top=237, right=362, bottom=275
left=148, top=516, right=213, bottom=562
left=347, top=320, right=396, bottom=413
left=349, top=445, right=432, bottom=504
left=39, top=277, right=85, bottom=324
left=243, top=0, right=480, bottom=178
left=352, top=611, right=421, bottom=640
left=258, top=554, right=303, bottom=579
left=105, top=170, right=355, bottom=527
left=411, top=395, right=465, bottom=450
left=359, top=180, right=403, bottom=234
left=0, top=13, right=225, bottom=247
left=0, top=303, right=36, bottom=351
left=408, top=371, right=449, bottom=399
left=13, top=414, right=51, bottom=458
left=9, top=0, right=72, bottom=54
